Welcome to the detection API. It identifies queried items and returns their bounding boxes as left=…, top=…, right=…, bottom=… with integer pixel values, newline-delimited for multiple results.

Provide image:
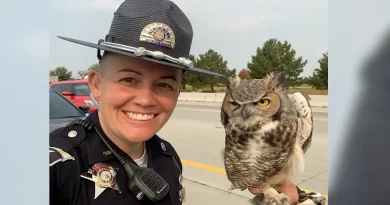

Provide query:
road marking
left=181, top=159, right=328, bottom=199
left=181, top=159, right=227, bottom=175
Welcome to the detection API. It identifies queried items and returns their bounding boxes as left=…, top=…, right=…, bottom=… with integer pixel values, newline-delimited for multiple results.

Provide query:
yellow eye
left=257, top=99, right=270, bottom=107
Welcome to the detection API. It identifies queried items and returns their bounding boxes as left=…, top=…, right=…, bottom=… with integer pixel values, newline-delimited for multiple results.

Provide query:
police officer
left=49, top=0, right=327, bottom=205
left=49, top=0, right=223, bottom=204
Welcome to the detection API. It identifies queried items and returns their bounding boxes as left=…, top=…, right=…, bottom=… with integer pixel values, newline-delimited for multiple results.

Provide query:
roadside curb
left=178, top=92, right=328, bottom=108
left=177, top=100, right=328, bottom=109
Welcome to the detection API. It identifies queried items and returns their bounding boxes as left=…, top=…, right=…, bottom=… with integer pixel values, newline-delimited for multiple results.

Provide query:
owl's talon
left=249, top=195, right=265, bottom=205
left=254, top=190, right=291, bottom=205
left=275, top=193, right=291, bottom=205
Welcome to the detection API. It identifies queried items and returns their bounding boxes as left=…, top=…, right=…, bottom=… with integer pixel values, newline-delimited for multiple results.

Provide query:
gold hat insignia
left=139, top=22, right=176, bottom=49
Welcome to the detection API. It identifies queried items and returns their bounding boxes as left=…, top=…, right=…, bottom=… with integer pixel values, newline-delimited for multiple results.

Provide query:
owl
left=220, top=72, right=313, bottom=205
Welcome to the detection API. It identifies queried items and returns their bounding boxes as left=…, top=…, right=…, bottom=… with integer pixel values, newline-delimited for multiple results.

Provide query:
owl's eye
left=257, top=99, right=270, bottom=107
left=230, top=101, right=239, bottom=106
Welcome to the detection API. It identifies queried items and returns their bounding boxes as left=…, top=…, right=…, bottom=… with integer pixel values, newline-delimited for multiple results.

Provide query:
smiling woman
left=89, top=51, right=183, bottom=149
left=49, top=1, right=224, bottom=205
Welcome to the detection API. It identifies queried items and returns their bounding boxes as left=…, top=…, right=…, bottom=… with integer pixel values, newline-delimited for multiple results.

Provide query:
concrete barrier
left=214, top=93, right=226, bottom=103
left=307, top=95, right=328, bottom=108
left=204, top=93, right=217, bottom=102
left=178, top=92, right=328, bottom=107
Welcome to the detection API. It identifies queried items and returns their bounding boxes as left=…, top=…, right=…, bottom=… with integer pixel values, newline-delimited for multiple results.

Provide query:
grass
left=181, top=84, right=327, bottom=95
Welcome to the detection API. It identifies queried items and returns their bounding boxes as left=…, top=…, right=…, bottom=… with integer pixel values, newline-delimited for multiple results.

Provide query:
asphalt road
left=157, top=101, right=328, bottom=205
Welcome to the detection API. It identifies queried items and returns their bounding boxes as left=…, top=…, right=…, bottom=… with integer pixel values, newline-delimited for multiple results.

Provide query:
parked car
left=49, top=79, right=99, bottom=113
left=49, top=89, right=90, bottom=132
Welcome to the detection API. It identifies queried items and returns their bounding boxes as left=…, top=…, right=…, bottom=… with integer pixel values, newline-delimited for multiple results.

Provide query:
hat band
left=99, top=41, right=194, bottom=68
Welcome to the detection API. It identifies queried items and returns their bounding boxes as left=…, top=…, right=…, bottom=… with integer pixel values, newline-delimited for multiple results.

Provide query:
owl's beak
left=241, top=105, right=252, bottom=120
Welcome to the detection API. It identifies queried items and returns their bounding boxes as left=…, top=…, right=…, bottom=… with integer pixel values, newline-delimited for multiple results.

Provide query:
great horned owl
left=220, top=72, right=313, bottom=205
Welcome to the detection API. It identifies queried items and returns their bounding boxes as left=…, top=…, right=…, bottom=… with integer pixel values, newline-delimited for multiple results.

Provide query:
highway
left=157, top=101, right=328, bottom=205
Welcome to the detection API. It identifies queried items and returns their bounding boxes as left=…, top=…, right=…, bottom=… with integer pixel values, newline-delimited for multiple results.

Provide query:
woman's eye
left=121, top=78, right=135, bottom=83
left=159, top=83, right=173, bottom=89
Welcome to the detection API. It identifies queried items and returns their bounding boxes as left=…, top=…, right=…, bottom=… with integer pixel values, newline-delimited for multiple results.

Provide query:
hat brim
left=57, top=36, right=225, bottom=77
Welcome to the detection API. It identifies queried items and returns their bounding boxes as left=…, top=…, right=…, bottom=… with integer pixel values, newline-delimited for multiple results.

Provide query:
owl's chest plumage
left=223, top=122, right=296, bottom=188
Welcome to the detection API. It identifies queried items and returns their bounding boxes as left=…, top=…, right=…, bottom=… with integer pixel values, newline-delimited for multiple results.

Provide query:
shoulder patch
left=49, top=147, right=75, bottom=166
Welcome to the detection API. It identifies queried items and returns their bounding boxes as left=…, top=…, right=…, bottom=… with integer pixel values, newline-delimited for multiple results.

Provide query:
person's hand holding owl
left=249, top=180, right=299, bottom=205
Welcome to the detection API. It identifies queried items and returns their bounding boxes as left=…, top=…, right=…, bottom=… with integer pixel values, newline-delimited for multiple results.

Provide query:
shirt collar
left=85, top=110, right=175, bottom=166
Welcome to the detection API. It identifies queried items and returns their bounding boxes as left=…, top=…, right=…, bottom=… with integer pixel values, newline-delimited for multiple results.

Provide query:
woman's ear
left=88, top=70, right=101, bottom=98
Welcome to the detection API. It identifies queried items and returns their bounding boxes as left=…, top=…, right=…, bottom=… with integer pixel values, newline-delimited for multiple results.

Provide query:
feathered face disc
left=221, top=73, right=288, bottom=126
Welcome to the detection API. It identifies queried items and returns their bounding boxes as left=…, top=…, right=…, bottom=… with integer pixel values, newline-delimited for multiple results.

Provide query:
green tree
left=301, top=76, right=310, bottom=84
left=180, top=54, right=196, bottom=90
left=182, top=54, right=205, bottom=90
left=308, top=52, right=328, bottom=90
left=88, top=63, right=99, bottom=71
left=78, top=63, right=100, bottom=78
left=49, top=66, right=72, bottom=81
left=188, top=49, right=235, bottom=92
left=247, top=38, right=307, bottom=88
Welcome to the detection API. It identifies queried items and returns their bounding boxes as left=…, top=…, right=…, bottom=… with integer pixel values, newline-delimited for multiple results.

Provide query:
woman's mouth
left=124, top=111, right=158, bottom=121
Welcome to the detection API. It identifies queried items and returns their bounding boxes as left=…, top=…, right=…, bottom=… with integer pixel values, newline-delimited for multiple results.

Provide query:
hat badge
left=139, top=22, right=176, bottom=49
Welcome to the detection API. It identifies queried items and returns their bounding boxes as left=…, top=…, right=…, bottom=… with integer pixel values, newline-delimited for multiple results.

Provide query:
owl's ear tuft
left=268, top=72, right=288, bottom=91
left=276, top=73, right=287, bottom=88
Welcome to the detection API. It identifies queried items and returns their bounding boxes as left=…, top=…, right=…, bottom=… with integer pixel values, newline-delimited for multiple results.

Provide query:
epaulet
left=150, top=135, right=178, bottom=156
left=151, top=135, right=182, bottom=167
left=49, top=119, right=91, bottom=167
left=152, top=135, right=183, bottom=173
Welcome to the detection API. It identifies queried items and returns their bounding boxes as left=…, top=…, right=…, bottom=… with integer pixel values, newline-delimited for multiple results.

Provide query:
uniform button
left=179, top=187, right=185, bottom=202
left=160, top=142, right=166, bottom=151
left=179, top=174, right=183, bottom=185
left=68, top=130, right=78, bottom=138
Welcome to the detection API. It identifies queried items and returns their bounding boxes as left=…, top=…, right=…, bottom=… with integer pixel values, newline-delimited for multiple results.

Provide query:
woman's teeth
left=125, top=112, right=155, bottom=121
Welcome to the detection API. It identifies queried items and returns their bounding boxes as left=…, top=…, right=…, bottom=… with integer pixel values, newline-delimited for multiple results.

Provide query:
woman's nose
left=133, top=88, right=157, bottom=107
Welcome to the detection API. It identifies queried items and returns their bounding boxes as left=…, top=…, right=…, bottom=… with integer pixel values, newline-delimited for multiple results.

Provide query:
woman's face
left=88, top=53, right=182, bottom=143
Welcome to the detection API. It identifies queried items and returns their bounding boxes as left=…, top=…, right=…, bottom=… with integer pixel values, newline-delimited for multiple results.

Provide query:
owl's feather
left=289, top=92, right=313, bottom=153
left=220, top=72, right=314, bottom=205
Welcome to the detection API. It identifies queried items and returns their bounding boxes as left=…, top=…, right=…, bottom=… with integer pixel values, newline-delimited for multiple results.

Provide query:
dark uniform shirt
left=49, top=111, right=185, bottom=205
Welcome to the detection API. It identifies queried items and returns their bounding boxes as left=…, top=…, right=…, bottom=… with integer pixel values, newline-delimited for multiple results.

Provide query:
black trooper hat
left=58, top=0, right=224, bottom=77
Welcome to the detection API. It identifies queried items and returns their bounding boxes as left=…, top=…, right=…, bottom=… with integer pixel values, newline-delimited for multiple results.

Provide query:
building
left=49, top=75, right=58, bottom=83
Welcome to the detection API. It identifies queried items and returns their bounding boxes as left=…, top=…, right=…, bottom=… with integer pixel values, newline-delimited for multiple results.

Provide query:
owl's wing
left=290, top=92, right=313, bottom=153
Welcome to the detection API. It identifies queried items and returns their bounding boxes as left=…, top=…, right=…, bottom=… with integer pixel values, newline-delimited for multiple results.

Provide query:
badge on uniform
left=81, top=163, right=121, bottom=199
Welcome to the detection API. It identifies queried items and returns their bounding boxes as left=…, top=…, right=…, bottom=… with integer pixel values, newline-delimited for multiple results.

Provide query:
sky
left=49, top=0, right=328, bottom=78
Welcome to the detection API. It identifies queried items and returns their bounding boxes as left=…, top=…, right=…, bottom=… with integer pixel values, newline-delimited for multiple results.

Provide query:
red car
left=49, top=79, right=99, bottom=113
